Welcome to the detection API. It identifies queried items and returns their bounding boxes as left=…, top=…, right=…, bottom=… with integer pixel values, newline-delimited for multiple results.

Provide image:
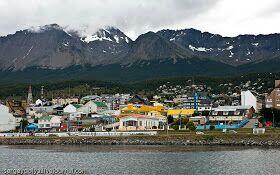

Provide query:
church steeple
left=27, top=85, right=33, bottom=105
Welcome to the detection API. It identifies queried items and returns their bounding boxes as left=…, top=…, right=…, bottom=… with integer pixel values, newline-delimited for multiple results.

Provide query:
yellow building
left=167, top=109, right=195, bottom=118
left=120, top=104, right=165, bottom=116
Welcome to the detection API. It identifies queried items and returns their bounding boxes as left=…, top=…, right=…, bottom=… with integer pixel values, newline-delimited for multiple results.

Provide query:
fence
left=0, top=131, right=157, bottom=137
left=196, top=118, right=249, bottom=130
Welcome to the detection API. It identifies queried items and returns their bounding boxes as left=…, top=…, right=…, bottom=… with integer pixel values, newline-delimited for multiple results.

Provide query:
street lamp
left=179, top=114, right=182, bottom=130
left=179, top=110, right=183, bottom=130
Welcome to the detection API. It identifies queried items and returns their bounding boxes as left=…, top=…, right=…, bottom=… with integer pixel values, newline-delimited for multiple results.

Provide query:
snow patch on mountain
left=114, top=35, right=120, bottom=43
left=189, top=45, right=213, bottom=52
left=81, top=33, right=113, bottom=43
left=246, top=49, right=251, bottom=55
left=226, top=45, right=234, bottom=50
left=125, top=37, right=130, bottom=43
left=170, top=37, right=175, bottom=41
left=229, top=51, right=234, bottom=58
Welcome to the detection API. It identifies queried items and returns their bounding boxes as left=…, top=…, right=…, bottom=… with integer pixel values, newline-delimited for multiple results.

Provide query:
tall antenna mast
left=41, top=85, right=44, bottom=99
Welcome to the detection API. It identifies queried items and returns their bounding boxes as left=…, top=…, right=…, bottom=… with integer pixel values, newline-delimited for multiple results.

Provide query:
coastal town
left=1, top=79, right=279, bottom=136
left=2, top=1, right=280, bottom=175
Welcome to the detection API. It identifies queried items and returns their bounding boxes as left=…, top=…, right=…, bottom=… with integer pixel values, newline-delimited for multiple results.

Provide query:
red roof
left=122, top=114, right=157, bottom=119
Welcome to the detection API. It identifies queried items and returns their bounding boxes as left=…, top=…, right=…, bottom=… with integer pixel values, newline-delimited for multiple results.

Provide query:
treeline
left=0, top=80, right=131, bottom=100
left=0, top=72, right=280, bottom=101
left=131, top=72, right=280, bottom=94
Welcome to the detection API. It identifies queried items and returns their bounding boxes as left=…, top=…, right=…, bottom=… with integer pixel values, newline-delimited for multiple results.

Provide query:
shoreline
left=1, top=134, right=280, bottom=147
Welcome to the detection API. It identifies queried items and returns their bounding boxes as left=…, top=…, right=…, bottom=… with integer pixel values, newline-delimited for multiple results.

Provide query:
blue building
left=179, top=92, right=212, bottom=110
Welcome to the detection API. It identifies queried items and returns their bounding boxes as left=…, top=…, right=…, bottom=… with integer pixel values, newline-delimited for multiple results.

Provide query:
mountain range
left=1, top=24, right=280, bottom=82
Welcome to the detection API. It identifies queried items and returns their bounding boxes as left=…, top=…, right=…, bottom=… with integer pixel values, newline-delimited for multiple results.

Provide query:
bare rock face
left=0, top=24, right=280, bottom=76
left=157, top=28, right=280, bottom=66
left=0, top=24, right=132, bottom=70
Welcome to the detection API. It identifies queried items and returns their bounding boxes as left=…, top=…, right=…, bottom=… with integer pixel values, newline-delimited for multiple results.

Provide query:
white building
left=35, top=99, right=43, bottom=106
left=38, top=115, right=61, bottom=129
left=119, top=114, right=166, bottom=131
left=0, top=104, right=16, bottom=132
left=63, top=104, right=82, bottom=113
left=52, top=97, right=79, bottom=105
left=27, top=106, right=54, bottom=115
left=197, top=106, right=212, bottom=112
left=74, top=101, right=109, bottom=114
left=83, top=101, right=99, bottom=114
left=241, top=90, right=257, bottom=111
left=63, top=104, right=87, bottom=120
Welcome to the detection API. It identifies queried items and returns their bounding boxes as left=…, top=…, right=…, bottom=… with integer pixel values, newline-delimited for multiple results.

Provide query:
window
left=234, top=111, right=240, bottom=115
left=223, top=111, right=229, bottom=115
left=139, top=121, right=142, bottom=126
left=212, top=111, right=218, bottom=115
left=45, top=124, right=50, bottom=127
left=126, top=121, right=136, bottom=126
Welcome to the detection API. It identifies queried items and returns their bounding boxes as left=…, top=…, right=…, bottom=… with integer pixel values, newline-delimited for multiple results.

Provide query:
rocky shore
left=1, top=134, right=280, bottom=147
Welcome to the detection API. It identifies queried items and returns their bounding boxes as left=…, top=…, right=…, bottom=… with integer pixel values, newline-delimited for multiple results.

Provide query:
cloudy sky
left=0, top=0, right=280, bottom=40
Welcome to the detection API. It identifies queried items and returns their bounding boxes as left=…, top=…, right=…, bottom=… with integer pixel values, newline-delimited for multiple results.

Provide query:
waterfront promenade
left=1, top=129, right=280, bottom=147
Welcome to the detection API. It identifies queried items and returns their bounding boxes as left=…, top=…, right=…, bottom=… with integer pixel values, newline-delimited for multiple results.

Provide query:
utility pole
left=20, top=120, right=22, bottom=133
left=68, top=84, right=71, bottom=98
left=67, top=115, right=71, bottom=133
left=166, top=121, right=168, bottom=135
left=179, top=110, right=183, bottom=130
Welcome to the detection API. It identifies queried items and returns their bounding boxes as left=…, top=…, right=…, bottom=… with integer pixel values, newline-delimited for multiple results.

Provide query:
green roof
left=73, top=104, right=83, bottom=109
left=39, top=116, right=52, bottom=121
left=94, top=101, right=107, bottom=108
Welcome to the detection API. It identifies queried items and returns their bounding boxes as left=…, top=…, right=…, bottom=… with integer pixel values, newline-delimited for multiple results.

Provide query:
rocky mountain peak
left=81, top=26, right=132, bottom=44
left=1, top=24, right=280, bottom=73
